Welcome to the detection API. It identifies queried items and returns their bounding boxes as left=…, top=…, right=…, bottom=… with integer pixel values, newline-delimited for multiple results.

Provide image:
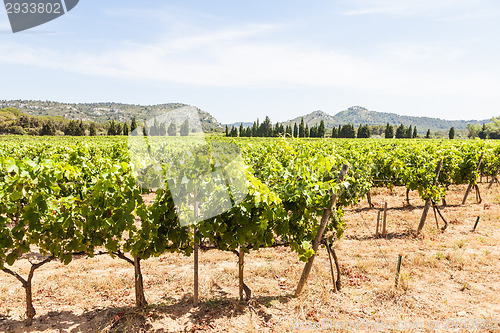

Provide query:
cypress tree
left=279, top=123, right=284, bottom=136
left=107, top=120, right=116, bottom=136
left=395, top=124, right=406, bottom=138
left=318, top=120, right=325, bottom=138
left=331, top=126, right=338, bottom=138
left=168, top=122, right=177, bottom=136
left=406, top=125, right=412, bottom=139
left=385, top=123, right=394, bottom=138
left=449, top=127, right=455, bottom=139
left=78, top=120, right=86, bottom=136
left=180, top=119, right=190, bottom=136
left=41, top=121, right=56, bottom=136
left=340, top=124, right=356, bottom=138
left=310, top=126, right=317, bottom=138
left=159, top=122, right=167, bottom=136
left=130, top=117, right=137, bottom=134
left=151, top=119, right=160, bottom=136
left=230, top=126, right=238, bottom=137
left=357, top=124, right=370, bottom=138
left=89, top=123, right=96, bottom=136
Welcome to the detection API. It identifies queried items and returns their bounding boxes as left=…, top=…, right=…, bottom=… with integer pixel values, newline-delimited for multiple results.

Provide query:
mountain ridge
left=1, top=100, right=489, bottom=133
left=0, top=100, right=223, bottom=132
left=280, top=106, right=486, bottom=131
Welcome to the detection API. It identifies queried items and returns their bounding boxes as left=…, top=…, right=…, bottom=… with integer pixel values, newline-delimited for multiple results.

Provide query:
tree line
left=139, top=118, right=190, bottom=137
left=225, top=117, right=442, bottom=139
left=105, top=118, right=190, bottom=137
left=467, top=120, right=500, bottom=139
left=0, top=107, right=192, bottom=137
left=58, top=117, right=191, bottom=137
left=2, top=106, right=494, bottom=139
left=226, top=117, right=327, bottom=138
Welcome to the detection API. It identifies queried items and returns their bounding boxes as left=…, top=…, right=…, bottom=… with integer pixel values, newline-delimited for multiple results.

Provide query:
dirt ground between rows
left=0, top=183, right=499, bottom=332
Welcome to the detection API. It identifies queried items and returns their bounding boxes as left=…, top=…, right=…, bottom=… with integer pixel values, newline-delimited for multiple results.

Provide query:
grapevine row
left=0, top=136, right=498, bottom=325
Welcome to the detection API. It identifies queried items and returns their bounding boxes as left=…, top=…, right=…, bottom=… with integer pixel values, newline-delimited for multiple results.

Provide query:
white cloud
left=342, top=0, right=500, bottom=19
left=0, top=22, right=498, bottom=109
left=0, top=12, right=11, bottom=32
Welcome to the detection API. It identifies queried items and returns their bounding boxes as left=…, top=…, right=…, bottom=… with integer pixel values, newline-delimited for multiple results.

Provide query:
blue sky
left=1, top=0, right=500, bottom=123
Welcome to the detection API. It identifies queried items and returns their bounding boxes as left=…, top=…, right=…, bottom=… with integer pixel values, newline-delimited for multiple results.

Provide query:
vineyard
left=0, top=136, right=499, bottom=332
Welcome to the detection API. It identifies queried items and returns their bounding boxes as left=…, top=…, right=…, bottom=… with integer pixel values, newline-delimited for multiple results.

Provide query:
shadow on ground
left=0, top=294, right=292, bottom=332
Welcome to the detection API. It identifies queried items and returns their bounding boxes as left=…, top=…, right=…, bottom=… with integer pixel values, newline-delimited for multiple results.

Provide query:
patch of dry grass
left=0, top=183, right=499, bottom=332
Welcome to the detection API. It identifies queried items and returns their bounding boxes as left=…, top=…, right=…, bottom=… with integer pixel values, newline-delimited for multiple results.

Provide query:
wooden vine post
left=462, top=152, right=484, bottom=204
left=418, top=160, right=443, bottom=234
left=295, top=164, right=348, bottom=297
left=193, top=200, right=199, bottom=307
left=473, top=216, right=481, bottom=231
left=394, top=255, right=403, bottom=288
left=238, top=246, right=244, bottom=301
left=382, top=202, right=388, bottom=238
left=375, top=210, right=381, bottom=238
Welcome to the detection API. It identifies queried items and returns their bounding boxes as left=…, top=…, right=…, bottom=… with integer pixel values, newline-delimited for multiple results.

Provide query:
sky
left=1, top=0, right=500, bottom=123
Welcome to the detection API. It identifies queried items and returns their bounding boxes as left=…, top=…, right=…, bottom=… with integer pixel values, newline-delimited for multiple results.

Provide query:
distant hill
left=282, top=106, right=486, bottom=132
left=0, top=106, right=105, bottom=135
left=1, top=100, right=490, bottom=134
left=281, top=110, right=336, bottom=129
left=0, top=100, right=223, bottom=132
left=226, top=122, right=254, bottom=129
